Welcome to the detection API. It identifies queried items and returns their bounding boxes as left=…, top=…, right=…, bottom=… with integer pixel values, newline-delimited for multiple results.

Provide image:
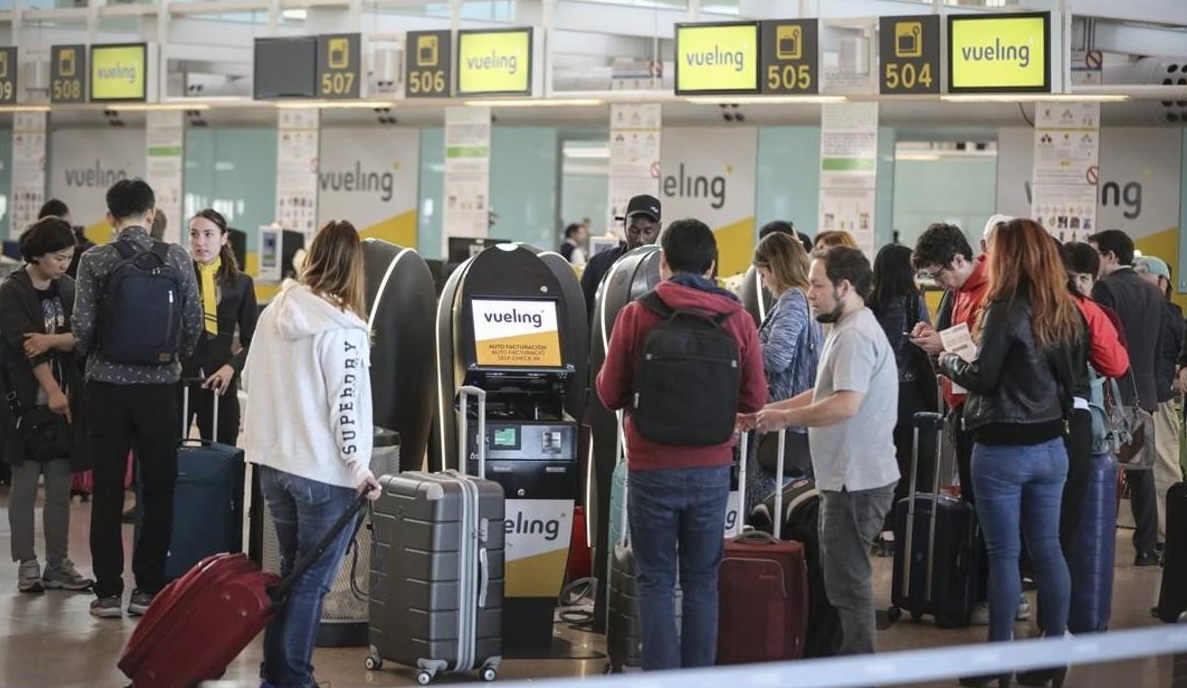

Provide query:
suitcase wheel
left=417, top=670, right=434, bottom=685
left=910, top=610, right=923, bottom=621
left=480, top=665, right=497, bottom=682
left=364, top=656, right=383, bottom=671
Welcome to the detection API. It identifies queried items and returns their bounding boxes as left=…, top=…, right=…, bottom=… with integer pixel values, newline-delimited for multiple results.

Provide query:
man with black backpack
left=72, top=179, right=203, bottom=618
left=596, top=219, right=767, bottom=670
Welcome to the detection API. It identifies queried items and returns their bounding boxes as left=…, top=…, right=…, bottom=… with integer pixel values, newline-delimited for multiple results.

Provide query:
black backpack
left=631, top=290, right=741, bottom=446
left=98, top=240, right=184, bottom=365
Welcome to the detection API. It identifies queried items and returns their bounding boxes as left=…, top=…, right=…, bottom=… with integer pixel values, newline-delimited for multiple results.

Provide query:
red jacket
left=946, top=255, right=990, bottom=410
left=596, top=281, right=767, bottom=472
left=1074, top=294, right=1129, bottom=377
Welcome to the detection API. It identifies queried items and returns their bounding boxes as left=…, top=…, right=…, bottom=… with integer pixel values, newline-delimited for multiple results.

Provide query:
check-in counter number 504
left=767, top=63, right=812, bottom=91
left=408, top=69, right=446, bottom=94
left=321, top=72, right=356, bottom=96
left=885, top=62, right=933, bottom=90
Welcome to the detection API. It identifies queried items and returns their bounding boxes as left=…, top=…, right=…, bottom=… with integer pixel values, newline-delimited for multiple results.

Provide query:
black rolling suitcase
left=890, top=411, right=979, bottom=628
left=1156, top=482, right=1187, bottom=623
left=366, top=387, right=505, bottom=684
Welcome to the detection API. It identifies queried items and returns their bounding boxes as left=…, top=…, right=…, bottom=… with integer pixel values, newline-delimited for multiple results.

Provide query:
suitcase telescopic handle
left=773, top=429, right=784, bottom=541
left=270, top=485, right=374, bottom=607
left=181, top=377, right=220, bottom=443
left=457, top=386, right=487, bottom=479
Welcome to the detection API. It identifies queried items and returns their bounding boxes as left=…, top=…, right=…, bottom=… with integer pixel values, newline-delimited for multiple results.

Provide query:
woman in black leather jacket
left=939, top=219, right=1086, bottom=688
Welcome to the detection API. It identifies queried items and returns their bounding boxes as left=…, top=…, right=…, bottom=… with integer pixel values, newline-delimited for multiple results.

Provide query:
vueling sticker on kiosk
left=504, top=499, right=573, bottom=598
left=472, top=299, right=562, bottom=367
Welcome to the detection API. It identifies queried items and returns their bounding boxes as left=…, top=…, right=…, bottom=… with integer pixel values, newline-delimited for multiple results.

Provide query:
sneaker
left=42, top=559, right=94, bottom=591
left=127, top=588, right=154, bottom=616
left=90, top=596, right=123, bottom=618
left=1016, top=594, right=1031, bottom=621
left=970, top=601, right=990, bottom=626
left=17, top=559, right=43, bottom=594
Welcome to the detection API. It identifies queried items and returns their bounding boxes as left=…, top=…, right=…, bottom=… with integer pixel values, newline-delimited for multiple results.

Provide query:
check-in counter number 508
left=768, top=63, right=811, bottom=91
left=321, top=72, right=355, bottom=96
left=408, top=70, right=446, bottom=94
left=885, top=62, right=933, bottom=89
left=53, top=80, right=82, bottom=100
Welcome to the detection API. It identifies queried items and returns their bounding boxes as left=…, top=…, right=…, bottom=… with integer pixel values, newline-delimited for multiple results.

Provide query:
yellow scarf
left=198, top=258, right=221, bottom=335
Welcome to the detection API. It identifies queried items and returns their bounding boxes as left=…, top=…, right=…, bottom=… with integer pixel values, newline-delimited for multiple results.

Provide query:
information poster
left=145, top=111, right=184, bottom=244
left=10, top=112, right=47, bottom=238
left=818, top=102, right=879, bottom=257
left=472, top=299, right=561, bottom=368
left=1030, top=102, right=1099, bottom=243
left=608, top=104, right=661, bottom=239
left=275, top=108, right=320, bottom=239
left=443, top=106, right=492, bottom=250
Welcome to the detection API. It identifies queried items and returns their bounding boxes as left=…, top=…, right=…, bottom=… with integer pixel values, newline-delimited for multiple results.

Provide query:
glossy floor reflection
left=0, top=486, right=1173, bottom=688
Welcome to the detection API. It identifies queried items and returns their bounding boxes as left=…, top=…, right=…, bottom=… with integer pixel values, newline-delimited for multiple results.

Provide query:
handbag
left=1116, top=373, right=1155, bottom=470
left=20, top=406, right=73, bottom=461
left=756, top=429, right=812, bottom=477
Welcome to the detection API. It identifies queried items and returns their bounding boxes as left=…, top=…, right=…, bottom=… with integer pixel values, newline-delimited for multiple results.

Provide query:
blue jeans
left=972, top=438, right=1070, bottom=643
left=258, top=466, right=358, bottom=688
left=628, top=464, right=730, bottom=670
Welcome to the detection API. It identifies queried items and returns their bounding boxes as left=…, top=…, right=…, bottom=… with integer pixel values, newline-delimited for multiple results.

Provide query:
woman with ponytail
left=183, top=209, right=257, bottom=445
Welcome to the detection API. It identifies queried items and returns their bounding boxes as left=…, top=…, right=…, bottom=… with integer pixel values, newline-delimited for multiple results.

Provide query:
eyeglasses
left=917, top=266, right=948, bottom=281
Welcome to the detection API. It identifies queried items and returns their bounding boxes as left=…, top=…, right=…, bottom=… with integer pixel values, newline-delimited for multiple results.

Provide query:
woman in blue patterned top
left=747, top=232, right=823, bottom=512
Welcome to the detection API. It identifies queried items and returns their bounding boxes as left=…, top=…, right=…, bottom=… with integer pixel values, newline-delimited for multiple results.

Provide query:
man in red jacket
left=596, top=219, right=766, bottom=670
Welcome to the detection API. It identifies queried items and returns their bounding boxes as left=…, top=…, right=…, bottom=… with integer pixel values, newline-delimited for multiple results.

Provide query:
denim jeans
left=972, top=438, right=1070, bottom=643
left=628, top=464, right=730, bottom=670
left=258, top=466, right=359, bottom=688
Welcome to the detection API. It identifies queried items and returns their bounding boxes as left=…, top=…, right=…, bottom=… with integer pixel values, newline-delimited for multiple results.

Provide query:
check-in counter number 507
left=885, top=62, right=933, bottom=90
left=321, top=72, right=356, bottom=96
left=767, top=63, right=811, bottom=91
left=408, top=70, right=446, bottom=94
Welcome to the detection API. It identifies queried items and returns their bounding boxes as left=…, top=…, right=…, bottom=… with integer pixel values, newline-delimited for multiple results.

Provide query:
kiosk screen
left=471, top=298, right=563, bottom=368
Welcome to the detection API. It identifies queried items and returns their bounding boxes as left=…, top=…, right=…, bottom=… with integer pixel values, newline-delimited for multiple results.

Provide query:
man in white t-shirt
left=745, top=245, right=899, bottom=656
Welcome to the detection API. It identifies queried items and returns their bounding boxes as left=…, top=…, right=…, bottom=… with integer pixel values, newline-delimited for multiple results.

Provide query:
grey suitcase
left=367, top=387, right=505, bottom=684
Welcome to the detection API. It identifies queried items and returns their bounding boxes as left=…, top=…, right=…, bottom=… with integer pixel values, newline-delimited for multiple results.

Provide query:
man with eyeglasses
left=580, top=194, right=662, bottom=318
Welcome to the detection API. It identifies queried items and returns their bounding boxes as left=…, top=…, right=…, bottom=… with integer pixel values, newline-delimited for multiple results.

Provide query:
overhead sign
left=90, top=43, right=147, bottom=102
left=50, top=45, right=87, bottom=104
left=316, top=33, right=361, bottom=99
left=0, top=47, right=15, bottom=105
left=760, top=19, right=819, bottom=95
left=879, top=15, right=939, bottom=94
left=254, top=37, right=317, bottom=100
left=472, top=298, right=562, bottom=368
left=674, top=22, right=760, bottom=95
left=456, top=28, right=533, bottom=96
left=948, top=12, right=1050, bottom=93
left=406, top=30, right=452, bottom=98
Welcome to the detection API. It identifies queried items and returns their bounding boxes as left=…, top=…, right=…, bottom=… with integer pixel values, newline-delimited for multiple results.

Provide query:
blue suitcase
left=164, top=383, right=246, bottom=581
left=1066, top=452, right=1117, bottom=634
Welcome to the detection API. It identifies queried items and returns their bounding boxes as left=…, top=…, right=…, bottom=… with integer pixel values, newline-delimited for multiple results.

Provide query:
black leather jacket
left=938, top=292, right=1086, bottom=433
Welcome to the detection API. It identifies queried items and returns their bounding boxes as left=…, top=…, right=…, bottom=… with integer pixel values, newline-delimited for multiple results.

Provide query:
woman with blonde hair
left=813, top=230, right=858, bottom=253
left=749, top=232, right=823, bottom=507
left=242, top=220, right=381, bottom=688
left=939, top=219, right=1086, bottom=688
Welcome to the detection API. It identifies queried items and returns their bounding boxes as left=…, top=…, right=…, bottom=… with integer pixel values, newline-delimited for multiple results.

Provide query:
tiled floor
left=0, top=486, right=1174, bottom=688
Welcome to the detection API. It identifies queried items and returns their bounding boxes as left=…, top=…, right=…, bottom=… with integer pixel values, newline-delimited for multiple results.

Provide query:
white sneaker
left=1016, top=594, right=1031, bottom=621
left=970, top=602, right=990, bottom=626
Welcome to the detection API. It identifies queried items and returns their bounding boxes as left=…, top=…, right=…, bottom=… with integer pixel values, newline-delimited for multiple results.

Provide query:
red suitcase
left=118, top=490, right=370, bottom=688
left=717, top=430, right=809, bottom=664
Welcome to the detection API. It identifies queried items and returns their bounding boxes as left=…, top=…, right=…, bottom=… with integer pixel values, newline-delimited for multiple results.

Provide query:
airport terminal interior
left=0, top=0, right=1186, bottom=686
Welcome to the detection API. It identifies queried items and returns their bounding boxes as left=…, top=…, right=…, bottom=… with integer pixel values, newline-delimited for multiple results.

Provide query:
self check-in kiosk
left=586, top=245, right=661, bottom=633
left=362, top=238, right=437, bottom=470
left=434, top=243, right=588, bottom=657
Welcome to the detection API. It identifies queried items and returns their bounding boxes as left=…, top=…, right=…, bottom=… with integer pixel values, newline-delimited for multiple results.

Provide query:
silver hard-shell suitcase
left=367, top=387, right=505, bottom=684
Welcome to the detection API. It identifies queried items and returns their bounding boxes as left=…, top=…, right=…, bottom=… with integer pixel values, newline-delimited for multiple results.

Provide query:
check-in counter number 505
left=408, top=70, right=446, bottom=94
left=321, top=71, right=355, bottom=96
left=767, top=63, right=812, bottom=91
left=884, top=62, right=933, bottom=90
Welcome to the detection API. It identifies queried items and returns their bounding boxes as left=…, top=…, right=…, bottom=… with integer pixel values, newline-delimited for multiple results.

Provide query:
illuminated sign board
left=879, top=15, right=939, bottom=94
left=90, top=43, right=148, bottom=102
left=456, top=28, right=533, bottom=96
left=472, top=298, right=562, bottom=368
left=51, top=45, right=87, bottom=104
left=675, top=22, right=760, bottom=95
left=948, top=12, right=1050, bottom=93
left=406, top=30, right=452, bottom=98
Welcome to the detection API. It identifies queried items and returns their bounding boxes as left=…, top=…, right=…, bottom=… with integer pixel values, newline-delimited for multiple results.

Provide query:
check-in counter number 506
left=321, top=72, right=356, bottom=96
left=408, top=70, right=446, bottom=94
left=885, top=62, right=933, bottom=90
left=767, top=63, right=811, bottom=91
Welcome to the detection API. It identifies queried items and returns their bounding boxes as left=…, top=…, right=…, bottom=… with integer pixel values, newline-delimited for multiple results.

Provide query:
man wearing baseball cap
left=580, top=194, right=662, bottom=317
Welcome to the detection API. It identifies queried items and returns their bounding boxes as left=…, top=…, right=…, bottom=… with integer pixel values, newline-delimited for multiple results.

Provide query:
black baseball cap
left=617, top=194, right=661, bottom=223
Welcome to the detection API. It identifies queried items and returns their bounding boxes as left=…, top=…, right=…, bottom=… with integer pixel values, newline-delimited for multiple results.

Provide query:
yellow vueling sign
left=948, top=13, right=1049, bottom=92
left=456, top=29, right=532, bottom=96
left=675, top=23, right=759, bottom=94
left=90, top=44, right=147, bottom=101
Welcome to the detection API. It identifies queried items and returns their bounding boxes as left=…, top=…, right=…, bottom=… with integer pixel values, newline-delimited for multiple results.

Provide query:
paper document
left=939, top=323, right=977, bottom=395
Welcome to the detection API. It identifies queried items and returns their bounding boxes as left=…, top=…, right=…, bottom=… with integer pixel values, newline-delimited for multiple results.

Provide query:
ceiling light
left=894, top=153, right=942, bottom=162
left=564, top=147, right=610, bottom=159
left=0, top=105, right=51, bottom=113
left=274, top=100, right=395, bottom=109
left=107, top=103, right=213, bottom=112
left=463, top=98, right=605, bottom=107
left=281, top=9, right=306, bottom=20
left=685, top=95, right=848, bottom=105
left=941, top=94, right=1130, bottom=103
